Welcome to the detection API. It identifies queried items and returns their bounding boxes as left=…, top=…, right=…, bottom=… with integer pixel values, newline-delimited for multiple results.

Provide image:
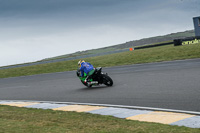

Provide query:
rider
left=78, top=60, right=97, bottom=86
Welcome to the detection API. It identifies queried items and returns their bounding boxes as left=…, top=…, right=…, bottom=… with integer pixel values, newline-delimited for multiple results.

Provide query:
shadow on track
left=77, top=85, right=112, bottom=91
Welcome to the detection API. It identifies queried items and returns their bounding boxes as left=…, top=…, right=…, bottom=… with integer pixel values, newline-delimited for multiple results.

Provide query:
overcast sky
left=0, top=0, right=199, bottom=67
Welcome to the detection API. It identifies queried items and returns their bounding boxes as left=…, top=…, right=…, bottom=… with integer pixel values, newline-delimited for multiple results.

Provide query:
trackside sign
left=182, top=38, right=200, bottom=45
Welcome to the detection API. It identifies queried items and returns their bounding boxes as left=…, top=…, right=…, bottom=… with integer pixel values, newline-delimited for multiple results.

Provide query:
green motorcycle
left=77, top=67, right=113, bottom=87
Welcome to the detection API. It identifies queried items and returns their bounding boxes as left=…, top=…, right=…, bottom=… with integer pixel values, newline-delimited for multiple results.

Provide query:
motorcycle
left=76, top=67, right=113, bottom=87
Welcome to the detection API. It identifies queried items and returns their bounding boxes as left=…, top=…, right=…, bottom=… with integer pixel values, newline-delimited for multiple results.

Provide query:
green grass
left=0, top=43, right=200, bottom=78
left=0, top=105, right=199, bottom=133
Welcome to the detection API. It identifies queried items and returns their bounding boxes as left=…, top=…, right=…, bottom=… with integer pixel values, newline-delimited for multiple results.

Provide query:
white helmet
left=78, top=60, right=85, bottom=67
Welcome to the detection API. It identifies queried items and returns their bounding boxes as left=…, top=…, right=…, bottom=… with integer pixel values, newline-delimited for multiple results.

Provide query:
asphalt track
left=0, top=58, right=200, bottom=112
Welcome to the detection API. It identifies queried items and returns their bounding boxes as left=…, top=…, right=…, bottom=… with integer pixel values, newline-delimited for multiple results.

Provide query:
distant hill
left=109, top=30, right=194, bottom=49
left=43, top=30, right=194, bottom=61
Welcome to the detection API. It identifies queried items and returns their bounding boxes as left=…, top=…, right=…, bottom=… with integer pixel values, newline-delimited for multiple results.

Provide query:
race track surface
left=0, top=59, right=200, bottom=112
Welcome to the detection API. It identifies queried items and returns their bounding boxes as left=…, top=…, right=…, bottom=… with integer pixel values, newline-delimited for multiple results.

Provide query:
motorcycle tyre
left=102, top=74, right=113, bottom=86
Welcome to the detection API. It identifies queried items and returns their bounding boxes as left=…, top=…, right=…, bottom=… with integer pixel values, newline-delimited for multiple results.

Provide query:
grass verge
left=0, top=44, right=200, bottom=78
left=0, top=105, right=199, bottom=133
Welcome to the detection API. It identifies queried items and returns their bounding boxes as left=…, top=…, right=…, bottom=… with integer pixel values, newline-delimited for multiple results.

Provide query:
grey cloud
left=0, top=0, right=199, bottom=67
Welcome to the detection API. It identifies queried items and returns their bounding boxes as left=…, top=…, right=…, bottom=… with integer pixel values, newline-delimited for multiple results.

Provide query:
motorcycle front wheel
left=102, top=74, right=113, bottom=86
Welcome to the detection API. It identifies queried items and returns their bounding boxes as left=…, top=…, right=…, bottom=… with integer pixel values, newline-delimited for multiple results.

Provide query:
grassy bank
left=0, top=105, right=199, bottom=133
left=0, top=43, right=200, bottom=78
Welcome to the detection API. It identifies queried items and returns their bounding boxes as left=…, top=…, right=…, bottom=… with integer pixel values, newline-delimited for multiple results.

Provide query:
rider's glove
left=77, top=69, right=81, bottom=77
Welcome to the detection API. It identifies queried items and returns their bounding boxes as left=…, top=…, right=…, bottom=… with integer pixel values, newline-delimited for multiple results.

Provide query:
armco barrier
left=134, top=42, right=173, bottom=50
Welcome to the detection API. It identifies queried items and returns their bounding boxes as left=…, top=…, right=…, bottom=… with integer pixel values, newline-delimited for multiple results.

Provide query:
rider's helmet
left=78, top=60, right=85, bottom=67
